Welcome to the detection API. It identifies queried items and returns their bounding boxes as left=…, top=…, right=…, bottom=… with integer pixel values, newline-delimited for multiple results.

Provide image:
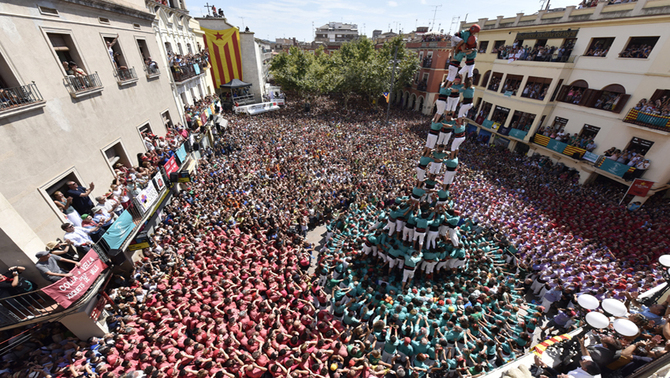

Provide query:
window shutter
left=612, top=94, right=631, bottom=114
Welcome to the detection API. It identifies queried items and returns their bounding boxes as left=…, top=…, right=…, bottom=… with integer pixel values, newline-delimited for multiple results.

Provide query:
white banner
left=137, top=181, right=159, bottom=212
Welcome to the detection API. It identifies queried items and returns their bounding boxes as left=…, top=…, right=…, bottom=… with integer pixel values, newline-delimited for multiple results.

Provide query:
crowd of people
left=168, top=50, right=210, bottom=82
left=634, top=97, right=670, bottom=117
left=2, top=69, right=670, bottom=377
left=536, top=127, right=598, bottom=152
left=618, top=44, right=653, bottom=59
left=493, top=42, right=574, bottom=63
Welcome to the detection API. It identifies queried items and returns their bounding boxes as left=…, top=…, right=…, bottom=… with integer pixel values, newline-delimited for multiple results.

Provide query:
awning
left=220, top=79, right=252, bottom=89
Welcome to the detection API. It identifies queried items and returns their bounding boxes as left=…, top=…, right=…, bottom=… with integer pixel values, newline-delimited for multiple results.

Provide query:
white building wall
left=0, top=0, right=180, bottom=268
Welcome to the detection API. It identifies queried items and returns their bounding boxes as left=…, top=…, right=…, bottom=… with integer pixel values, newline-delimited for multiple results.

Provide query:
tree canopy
left=270, top=36, right=419, bottom=106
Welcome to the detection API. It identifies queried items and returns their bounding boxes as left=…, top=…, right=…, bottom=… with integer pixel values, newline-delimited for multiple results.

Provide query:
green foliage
left=269, top=36, right=419, bottom=105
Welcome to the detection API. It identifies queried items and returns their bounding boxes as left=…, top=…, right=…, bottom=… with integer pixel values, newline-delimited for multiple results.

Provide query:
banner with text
left=41, top=250, right=107, bottom=308
left=627, top=179, right=655, bottom=197
left=598, top=158, right=630, bottom=177
left=137, top=180, right=159, bottom=212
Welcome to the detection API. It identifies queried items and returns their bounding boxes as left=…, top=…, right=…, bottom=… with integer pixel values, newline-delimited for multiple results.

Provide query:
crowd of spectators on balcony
left=536, top=127, right=598, bottom=152
left=584, top=42, right=610, bottom=57
left=634, top=97, right=670, bottom=116
left=3, top=99, right=670, bottom=377
left=603, top=147, right=651, bottom=175
left=501, top=78, right=522, bottom=96
left=563, top=87, right=584, bottom=104
left=494, top=41, right=574, bottom=62
left=520, top=82, right=549, bottom=100
left=168, top=50, right=210, bottom=82
left=619, top=44, right=652, bottom=59
left=417, top=78, right=428, bottom=91
left=487, top=76, right=502, bottom=92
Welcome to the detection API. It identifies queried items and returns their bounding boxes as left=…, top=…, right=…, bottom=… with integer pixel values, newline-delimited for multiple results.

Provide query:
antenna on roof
left=429, top=5, right=442, bottom=31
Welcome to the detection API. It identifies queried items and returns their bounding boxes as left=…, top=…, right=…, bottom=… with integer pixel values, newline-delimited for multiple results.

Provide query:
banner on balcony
left=175, top=144, right=187, bottom=163
left=509, top=129, right=528, bottom=140
left=583, top=151, right=599, bottom=163
left=41, top=249, right=107, bottom=309
left=137, top=181, right=159, bottom=212
left=101, top=210, right=135, bottom=250
left=598, top=158, right=630, bottom=177
left=202, top=27, right=243, bottom=88
left=164, top=156, right=179, bottom=175
left=193, top=63, right=201, bottom=75
left=627, top=179, right=655, bottom=197
left=546, top=139, right=567, bottom=153
left=482, top=119, right=494, bottom=129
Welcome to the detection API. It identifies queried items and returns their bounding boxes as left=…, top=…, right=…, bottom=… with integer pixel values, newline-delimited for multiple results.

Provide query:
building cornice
left=60, top=0, right=155, bottom=21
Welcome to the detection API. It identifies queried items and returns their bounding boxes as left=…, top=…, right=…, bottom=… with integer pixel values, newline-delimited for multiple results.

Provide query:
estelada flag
left=202, top=27, right=243, bottom=87
left=383, top=92, right=390, bottom=103
left=627, top=178, right=654, bottom=197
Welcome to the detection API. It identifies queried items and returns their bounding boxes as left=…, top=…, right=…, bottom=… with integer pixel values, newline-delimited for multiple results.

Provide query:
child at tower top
left=446, top=24, right=481, bottom=82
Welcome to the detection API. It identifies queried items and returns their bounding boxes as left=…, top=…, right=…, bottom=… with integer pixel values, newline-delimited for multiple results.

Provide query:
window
left=480, top=70, right=491, bottom=88
left=47, top=32, right=86, bottom=74
left=103, top=35, right=128, bottom=69
left=38, top=6, right=59, bottom=16
left=556, top=80, right=589, bottom=104
left=187, top=43, right=193, bottom=55
left=177, top=43, right=183, bottom=55
left=626, top=137, right=653, bottom=155
left=472, top=68, right=480, bottom=87
left=580, top=124, right=600, bottom=139
left=491, top=106, right=510, bottom=128
left=478, top=41, right=489, bottom=54
left=0, top=52, right=20, bottom=89
left=477, top=101, right=493, bottom=122
left=133, top=24, right=141, bottom=30
left=583, top=84, right=630, bottom=113
left=487, top=72, right=503, bottom=92
left=509, top=111, right=536, bottom=132
left=162, top=110, right=174, bottom=129
left=547, top=116, right=568, bottom=135
left=41, top=170, right=84, bottom=221
left=501, top=74, right=523, bottom=96
left=620, top=37, right=659, bottom=59
left=584, top=37, right=614, bottom=57
left=102, top=140, right=131, bottom=172
left=619, top=37, right=659, bottom=59
left=164, top=42, right=173, bottom=55
left=521, top=77, right=552, bottom=100
left=98, top=17, right=110, bottom=24
left=492, top=40, right=505, bottom=54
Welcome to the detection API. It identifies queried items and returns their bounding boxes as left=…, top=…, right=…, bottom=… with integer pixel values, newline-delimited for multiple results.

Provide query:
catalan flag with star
left=202, top=27, right=243, bottom=88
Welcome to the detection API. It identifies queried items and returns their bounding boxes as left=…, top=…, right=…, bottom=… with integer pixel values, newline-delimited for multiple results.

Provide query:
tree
left=269, top=36, right=419, bottom=107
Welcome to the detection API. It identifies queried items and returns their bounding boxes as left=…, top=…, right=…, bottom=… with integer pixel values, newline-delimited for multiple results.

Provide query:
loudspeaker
left=184, top=139, right=192, bottom=153
left=192, top=142, right=200, bottom=151
left=107, top=249, right=127, bottom=266
left=573, top=152, right=581, bottom=159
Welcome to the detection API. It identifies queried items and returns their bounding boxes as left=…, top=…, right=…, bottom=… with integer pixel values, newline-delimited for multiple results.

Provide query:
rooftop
left=461, top=0, right=670, bottom=30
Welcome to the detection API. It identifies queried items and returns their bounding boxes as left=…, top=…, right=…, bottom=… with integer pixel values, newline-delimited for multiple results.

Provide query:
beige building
left=0, top=0, right=180, bottom=333
left=144, top=0, right=214, bottom=123
left=460, top=0, right=670, bottom=203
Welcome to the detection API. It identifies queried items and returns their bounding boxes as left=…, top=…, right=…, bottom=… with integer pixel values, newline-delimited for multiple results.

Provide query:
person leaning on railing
left=35, top=250, right=80, bottom=283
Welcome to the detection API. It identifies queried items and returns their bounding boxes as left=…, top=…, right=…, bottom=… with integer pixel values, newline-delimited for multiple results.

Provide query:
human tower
left=358, top=25, right=482, bottom=291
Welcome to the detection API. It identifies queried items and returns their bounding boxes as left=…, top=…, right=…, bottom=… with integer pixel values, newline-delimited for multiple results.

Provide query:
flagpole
left=386, top=44, right=398, bottom=125
left=619, top=182, right=632, bottom=206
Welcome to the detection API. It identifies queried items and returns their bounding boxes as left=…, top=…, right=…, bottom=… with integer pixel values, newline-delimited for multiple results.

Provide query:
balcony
left=145, top=64, right=160, bottom=79
left=422, top=58, right=433, bottom=68
left=623, top=108, right=670, bottom=133
left=0, top=82, right=46, bottom=118
left=0, top=176, right=172, bottom=331
left=115, top=67, right=139, bottom=86
left=171, top=63, right=205, bottom=84
left=64, top=72, right=103, bottom=98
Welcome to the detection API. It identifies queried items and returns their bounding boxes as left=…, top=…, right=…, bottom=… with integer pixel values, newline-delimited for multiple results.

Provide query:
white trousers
left=446, top=97, right=459, bottom=112
left=451, top=136, right=466, bottom=151
left=437, top=131, right=452, bottom=145
left=447, top=65, right=459, bottom=82
left=436, top=100, right=447, bottom=115
left=458, top=103, right=473, bottom=119
left=443, top=170, right=457, bottom=185
left=426, top=230, right=440, bottom=249
left=403, top=226, right=414, bottom=241
left=429, top=162, right=442, bottom=174
left=426, top=133, right=438, bottom=149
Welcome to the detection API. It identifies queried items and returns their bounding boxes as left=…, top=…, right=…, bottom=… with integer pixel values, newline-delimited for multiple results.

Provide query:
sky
left=184, top=0, right=580, bottom=43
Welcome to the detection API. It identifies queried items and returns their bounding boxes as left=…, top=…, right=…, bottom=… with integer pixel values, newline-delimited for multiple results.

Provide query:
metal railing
left=171, top=63, right=204, bottom=83
left=64, top=72, right=102, bottom=94
left=145, top=64, right=160, bottom=77
left=623, top=108, right=670, bottom=131
left=116, top=67, right=137, bottom=82
left=0, top=82, right=44, bottom=111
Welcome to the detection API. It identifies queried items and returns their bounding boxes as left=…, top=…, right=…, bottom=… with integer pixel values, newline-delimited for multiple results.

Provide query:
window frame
left=100, top=32, right=130, bottom=70
left=619, top=36, right=660, bottom=59
left=40, top=27, right=91, bottom=76
left=100, top=138, right=132, bottom=175
left=584, top=37, right=615, bottom=57
left=38, top=167, right=87, bottom=224
left=137, top=121, right=153, bottom=152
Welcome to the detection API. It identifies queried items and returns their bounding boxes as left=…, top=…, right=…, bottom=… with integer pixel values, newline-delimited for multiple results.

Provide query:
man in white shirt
left=60, top=223, right=95, bottom=250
